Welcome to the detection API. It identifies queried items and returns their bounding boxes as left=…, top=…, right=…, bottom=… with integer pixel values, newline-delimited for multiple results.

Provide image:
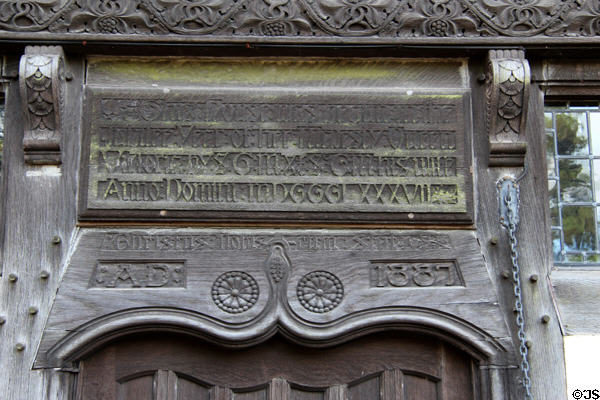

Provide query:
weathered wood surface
left=77, top=332, right=475, bottom=400
left=0, top=0, right=598, bottom=46
left=0, top=50, right=573, bottom=400
left=551, top=269, right=600, bottom=335
left=470, top=57, right=567, bottom=399
left=37, top=228, right=512, bottom=370
left=0, top=55, right=83, bottom=400
left=80, top=58, right=473, bottom=224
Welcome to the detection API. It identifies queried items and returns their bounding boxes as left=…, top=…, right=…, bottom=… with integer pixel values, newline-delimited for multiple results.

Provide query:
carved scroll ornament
left=19, top=46, right=65, bottom=165
left=0, top=0, right=596, bottom=41
left=486, top=49, right=530, bottom=167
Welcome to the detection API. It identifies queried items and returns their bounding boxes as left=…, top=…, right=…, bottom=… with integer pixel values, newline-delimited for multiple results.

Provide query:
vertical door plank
left=381, top=369, right=404, bottom=400
left=155, top=370, right=171, bottom=400
left=211, top=386, right=233, bottom=400
left=325, top=384, right=347, bottom=400
left=269, top=377, right=290, bottom=400
left=439, top=345, right=473, bottom=400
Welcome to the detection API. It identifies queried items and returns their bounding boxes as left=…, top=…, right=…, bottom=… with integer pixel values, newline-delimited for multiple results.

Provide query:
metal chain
left=499, top=175, right=533, bottom=400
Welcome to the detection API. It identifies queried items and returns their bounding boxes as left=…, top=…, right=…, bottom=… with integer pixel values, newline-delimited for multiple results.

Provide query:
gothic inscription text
left=84, top=89, right=469, bottom=217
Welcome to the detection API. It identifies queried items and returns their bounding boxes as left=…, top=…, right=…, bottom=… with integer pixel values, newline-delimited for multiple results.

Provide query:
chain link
left=499, top=175, right=533, bottom=400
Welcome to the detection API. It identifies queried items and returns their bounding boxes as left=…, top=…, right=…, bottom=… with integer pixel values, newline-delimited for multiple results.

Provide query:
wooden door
left=76, top=332, right=476, bottom=400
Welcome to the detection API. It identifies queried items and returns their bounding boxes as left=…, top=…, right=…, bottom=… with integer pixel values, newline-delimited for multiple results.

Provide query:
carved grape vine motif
left=297, top=271, right=344, bottom=313
left=211, top=271, right=259, bottom=314
left=0, top=0, right=597, bottom=38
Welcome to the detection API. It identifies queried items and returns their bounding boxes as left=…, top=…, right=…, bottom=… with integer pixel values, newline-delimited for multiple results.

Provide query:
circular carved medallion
left=297, top=271, right=344, bottom=313
left=212, top=271, right=259, bottom=314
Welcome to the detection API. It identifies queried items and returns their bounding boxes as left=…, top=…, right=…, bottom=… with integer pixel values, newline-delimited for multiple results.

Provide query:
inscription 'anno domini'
left=90, top=261, right=185, bottom=288
left=84, top=91, right=469, bottom=216
left=100, top=98, right=457, bottom=124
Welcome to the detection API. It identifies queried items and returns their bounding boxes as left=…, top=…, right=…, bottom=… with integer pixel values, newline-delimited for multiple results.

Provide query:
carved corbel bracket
left=486, top=49, right=530, bottom=167
left=19, top=46, right=66, bottom=165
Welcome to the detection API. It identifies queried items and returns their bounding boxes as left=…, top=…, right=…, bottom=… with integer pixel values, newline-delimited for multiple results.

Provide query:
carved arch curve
left=43, top=306, right=506, bottom=368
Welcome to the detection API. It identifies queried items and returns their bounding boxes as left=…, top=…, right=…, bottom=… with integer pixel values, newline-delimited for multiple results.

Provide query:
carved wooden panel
left=79, top=57, right=472, bottom=224
left=36, top=228, right=512, bottom=370
left=0, top=0, right=596, bottom=42
left=76, top=332, right=475, bottom=400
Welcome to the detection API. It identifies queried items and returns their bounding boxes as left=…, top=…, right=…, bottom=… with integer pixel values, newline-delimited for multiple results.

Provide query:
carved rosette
left=297, top=271, right=344, bottom=313
left=19, top=46, right=66, bottom=165
left=211, top=271, right=259, bottom=313
left=486, top=49, right=530, bottom=167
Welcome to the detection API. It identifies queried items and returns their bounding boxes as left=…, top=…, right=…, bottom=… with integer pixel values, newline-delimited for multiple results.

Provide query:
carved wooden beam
left=19, top=46, right=65, bottom=165
left=486, top=49, right=530, bottom=167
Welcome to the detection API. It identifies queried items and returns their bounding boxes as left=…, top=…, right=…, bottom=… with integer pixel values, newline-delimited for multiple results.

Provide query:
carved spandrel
left=19, top=46, right=66, bottom=165
left=81, top=86, right=471, bottom=222
left=485, top=49, right=530, bottom=167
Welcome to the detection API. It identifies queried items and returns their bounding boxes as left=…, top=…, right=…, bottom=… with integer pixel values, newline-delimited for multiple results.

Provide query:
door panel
left=348, top=375, right=380, bottom=400
left=117, top=373, right=154, bottom=400
left=403, top=375, right=438, bottom=400
left=176, top=375, right=210, bottom=400
left=290, top=387, right=325, bottom=400
left=77, top=332, right=475, bottom=400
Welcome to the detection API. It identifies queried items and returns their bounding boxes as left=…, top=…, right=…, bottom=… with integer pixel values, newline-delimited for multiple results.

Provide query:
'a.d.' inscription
left=80, top=61, right=472, bottom=222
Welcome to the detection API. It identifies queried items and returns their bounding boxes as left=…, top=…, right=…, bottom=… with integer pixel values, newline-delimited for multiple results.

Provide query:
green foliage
left=556, top=113, right=587, bottom=155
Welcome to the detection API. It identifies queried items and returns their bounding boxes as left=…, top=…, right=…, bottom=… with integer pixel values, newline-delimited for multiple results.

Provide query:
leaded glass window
left=546, top=104, right=600, bottom=264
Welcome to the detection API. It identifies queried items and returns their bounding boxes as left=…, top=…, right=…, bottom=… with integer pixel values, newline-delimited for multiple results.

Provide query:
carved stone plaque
left=79, top=58, right=472, bottom=223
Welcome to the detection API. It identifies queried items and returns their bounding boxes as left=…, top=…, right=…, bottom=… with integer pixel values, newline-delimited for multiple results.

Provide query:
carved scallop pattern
left=212, top=271, right=259, bottom=314
left=297, top=271, right=344, bottom=313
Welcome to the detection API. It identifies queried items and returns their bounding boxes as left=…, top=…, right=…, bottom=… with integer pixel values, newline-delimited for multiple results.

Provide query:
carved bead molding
left=0, top=0, right=596, bottom=41
left=486, top=49, right=530, bottom=167
left=19, top=46, right=65, bottom=165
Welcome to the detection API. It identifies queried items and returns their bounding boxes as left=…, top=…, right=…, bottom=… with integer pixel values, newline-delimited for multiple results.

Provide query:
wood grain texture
left=470, top=57, right=567, bottom=399
left=0, top=53, right=83, bottom=400
left=36, top=228, right=512, bottom=371
left=77, top=332, right=473, bottom=399
left=0, top=51, right=575, bottom=400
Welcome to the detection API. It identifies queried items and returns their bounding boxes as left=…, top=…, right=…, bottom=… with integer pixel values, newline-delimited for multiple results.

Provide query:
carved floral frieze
left=0, top=0, right=598, bottom=39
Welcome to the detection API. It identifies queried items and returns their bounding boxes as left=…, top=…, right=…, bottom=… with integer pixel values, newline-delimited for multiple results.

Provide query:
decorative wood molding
left=36, top=228, right=513, bottom=369
left=486, top=49, right=530, bottom=167
left=18, top=46, right=65, bottom=165
left=0, top=0, right=596, bottom=42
